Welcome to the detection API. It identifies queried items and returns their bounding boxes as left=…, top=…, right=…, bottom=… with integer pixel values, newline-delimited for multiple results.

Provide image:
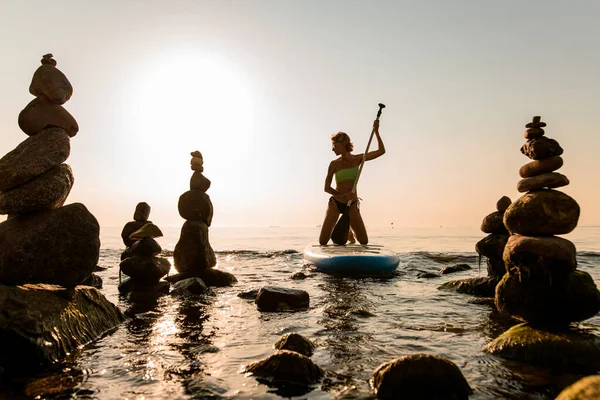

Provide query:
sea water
left=3, top=226, right=600, bottom=399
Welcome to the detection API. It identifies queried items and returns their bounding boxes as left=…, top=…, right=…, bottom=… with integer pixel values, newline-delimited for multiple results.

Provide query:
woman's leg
left=319, top=198, right=341, bottom=245
left=349, top=203, right=368, bottom=244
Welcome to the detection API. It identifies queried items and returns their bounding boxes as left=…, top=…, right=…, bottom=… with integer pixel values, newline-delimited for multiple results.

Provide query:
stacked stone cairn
left=438, top=196, right=512, bottom=298
left=484, top=116, right=600, bottom=372
left=0, top=54, right=123, bottom=372
left=166, top=151, right=237, bottom=287
left=118, top=204, right=171, bottom=300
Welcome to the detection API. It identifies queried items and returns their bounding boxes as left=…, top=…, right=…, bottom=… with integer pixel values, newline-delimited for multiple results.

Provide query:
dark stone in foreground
left=555, top=375, right=600, bottom=400
left=255, top=286, right=309, bottom=311
left=504, top=189, right=580, bottom=236
left=371, top=353, right=472, bottom=400
left=484, top=323, right=600, bottom=373
left=0, top=283, right=124, bottom=372
left=0, top=127, right=70, bottom=192
left=274, top=333, right=316, bottom=357
left=0, top=203, right=100, bottom=287
left=245, top=350, right=324, bottom=385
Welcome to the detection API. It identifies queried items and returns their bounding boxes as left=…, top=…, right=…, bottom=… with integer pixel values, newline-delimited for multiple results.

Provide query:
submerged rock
left=484, top=323, right=600, bottom=373
left=439, top=276, right=501, bottom=298
left=440, top=264, right=471, bottom=275
left=274, top=333, right=316, bottom=357
left=371, top=353, right=472, bottom=400
left=0, top=283, right=124, bottom=372
left=244, top=350, right=324, bottom=385
left=255, top=286, right=310, bottom=312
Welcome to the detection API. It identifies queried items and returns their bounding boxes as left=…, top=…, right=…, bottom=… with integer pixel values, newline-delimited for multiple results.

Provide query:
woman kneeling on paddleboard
left=319, top=119, right=386, bottom=245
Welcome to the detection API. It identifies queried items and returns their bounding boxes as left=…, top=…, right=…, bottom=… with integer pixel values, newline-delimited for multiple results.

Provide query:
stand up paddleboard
left=303, top=244, right=399, bottom=275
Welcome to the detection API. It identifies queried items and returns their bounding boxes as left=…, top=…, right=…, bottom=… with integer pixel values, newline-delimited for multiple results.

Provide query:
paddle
left=331, top=103, right=386, bottom=245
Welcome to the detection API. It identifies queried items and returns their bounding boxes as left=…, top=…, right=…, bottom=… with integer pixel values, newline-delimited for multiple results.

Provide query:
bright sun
left=125, top=48, right=256, bottom=198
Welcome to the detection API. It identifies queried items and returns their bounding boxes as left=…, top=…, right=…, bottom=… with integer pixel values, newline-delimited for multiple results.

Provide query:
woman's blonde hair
left=331, top=131, right=354, bottom=152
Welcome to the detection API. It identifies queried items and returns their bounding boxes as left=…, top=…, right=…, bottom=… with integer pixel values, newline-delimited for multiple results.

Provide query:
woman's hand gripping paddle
left=331, top=103, right=386, bottom=245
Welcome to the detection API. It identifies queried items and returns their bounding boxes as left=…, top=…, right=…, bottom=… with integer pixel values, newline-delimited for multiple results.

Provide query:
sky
left=1, top=0, right=599, bottom=229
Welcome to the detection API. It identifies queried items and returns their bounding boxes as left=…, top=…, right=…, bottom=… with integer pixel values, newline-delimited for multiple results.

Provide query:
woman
left=319, top=119, right=386, bottom=245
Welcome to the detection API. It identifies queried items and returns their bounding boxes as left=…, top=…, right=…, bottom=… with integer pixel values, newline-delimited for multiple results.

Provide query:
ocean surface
left=3, top=225, right=600, bottom=399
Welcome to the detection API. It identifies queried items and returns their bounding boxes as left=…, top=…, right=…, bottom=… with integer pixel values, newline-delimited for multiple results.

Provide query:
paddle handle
left=347, top=103, right=385, bottom=203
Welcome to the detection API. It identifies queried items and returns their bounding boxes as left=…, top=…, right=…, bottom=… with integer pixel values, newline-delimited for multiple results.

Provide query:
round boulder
left=133, top=202, right=151, bottom=222
left=519, top=156, right=563, bottom=178
left=475, top=234, right=509, bottom=259
left=244, top=350, right=324, bottom=385
left=119, top=256, right=171, bottom=284
left=480, top=211, right=508, bottom=234
left=255, top=286, right=310, bottom=312
left=129, top=237, right=162, bottom=257
left=274, top=333, right=316, bottom=357
left=18, top=97, right=79, bottom=137
left=503, top=234, right=577, bottom=278
left=504, top=189, right=580, bottom=235
left=178, top=190, right=213, bottom=226
left=371, top=354, right=472, bottom=400
left=496, top=196, right=512, bottom=213
left=173, top=221, right=216, bottom=273
left=29, top=57, right=73, bottom=104
left=190, top=171, right=211, bottom=192
left=555, top=375, right=600, bottom=400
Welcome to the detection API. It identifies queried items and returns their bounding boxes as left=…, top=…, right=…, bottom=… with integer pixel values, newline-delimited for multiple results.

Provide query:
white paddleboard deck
left=303, top=244, right=399, bottom=275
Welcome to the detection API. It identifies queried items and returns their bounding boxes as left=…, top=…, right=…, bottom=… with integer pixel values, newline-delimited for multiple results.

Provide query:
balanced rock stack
left=0, top=54, right=123, bottom=372
left=118, top=222, right=171, bottom=299
left=476, top=196, right=512, bottom=279
left=167, top=151, right=237, bottom=287
left=485, top=117, right=600, bottom=371
left=0, top=54, right=100, bottom=288
left=121, top=202, right=152, bottom=248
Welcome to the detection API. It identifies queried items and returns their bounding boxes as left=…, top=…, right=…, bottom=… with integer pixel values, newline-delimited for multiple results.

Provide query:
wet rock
left=519, top=156, right=563, bottom=178
left=274, top=333, right=316, bottom=357
left=128, top=281, right=170, bottom=302
left=119, top=256, right=171, bottom=284
left=190, top=171, right=211, bottom=192
left=0, top=283, right=124, bottom=372
left=495, top=270, right=600, bottom=327
left=503, top=235, right=577, bottom=279
left=484, top=323, right=600, bottom=373
left=244, top=350, right=324, bottom=385
left=487, top=257, right=506, bottom=277
left=440, top=264, right=472, bottom=274
left=496, top=196, right=512, bottom=213
left=171, top=277, right=209, bottom=296
left=255, top=286, right=310, bottom=312
left=475, top=234, right=509, bottom=259
left=238, top=288, right=260, bottom=299
left=178, top=189, right=213, bottom=226
left=173, top=221, right=216, bottom=273
left=195, top=268, right=237, bottom=287
left=555, top=375, right=600, bottom=400
left=81, top=273, right=103, bottom=289
left=128, top=237, right=162, bottom=257
left=439, top=276, right=501, bottom=298
left=0, top=203, right=100, bottom=287
left=18, top=97, right=79, bottom=137
left=480, top=211, right=508, bottom=234
left=371, top=353, right=472, bottom=400
left=133, top=202, right=151, bottom=222
left=291, top=271, right=308, bottom=280
left=517, top=172, right=569, bottom=193
left=504, top=190, right=580, bottom=235
left=29, top=55, right=73, bottom=104
left=0, top=164, right=73, bottom=215
left=417, top=272, right=439, bottom=279
left=0, top=127, right=70, bottom=192
left=520, top=137, right=563, bottom=160
left=121, top=220, right=147, bottom=247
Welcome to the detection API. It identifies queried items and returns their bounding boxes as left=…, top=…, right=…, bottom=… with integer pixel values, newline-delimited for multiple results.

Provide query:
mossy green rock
left=484, top=323, right=600, bottom=372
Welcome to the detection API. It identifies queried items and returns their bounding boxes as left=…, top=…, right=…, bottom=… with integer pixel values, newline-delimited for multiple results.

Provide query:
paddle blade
left=331, top=209, right=350, bottom=245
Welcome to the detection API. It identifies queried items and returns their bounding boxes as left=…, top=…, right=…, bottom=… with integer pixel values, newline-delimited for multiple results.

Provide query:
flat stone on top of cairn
left=486, top=116, right=600, bottom=369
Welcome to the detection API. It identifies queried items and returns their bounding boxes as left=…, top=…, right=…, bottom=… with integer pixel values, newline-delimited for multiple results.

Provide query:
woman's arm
left=324, top=161, right=341, bottom=196
left=364, top=119, right=386, bottom=161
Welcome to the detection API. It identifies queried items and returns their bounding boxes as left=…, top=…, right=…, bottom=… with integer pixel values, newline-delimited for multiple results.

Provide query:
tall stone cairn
left=496, top=116, right=600, bottom=327
left=476, top=196, right=511, bottom=280
left=168, top=152, right=237, bottom=287
left=0, top=54, right=100, bottom=288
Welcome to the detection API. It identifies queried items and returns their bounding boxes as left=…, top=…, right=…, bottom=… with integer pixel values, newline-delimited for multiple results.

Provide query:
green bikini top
left=335, top=167, right=359, bottom=184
